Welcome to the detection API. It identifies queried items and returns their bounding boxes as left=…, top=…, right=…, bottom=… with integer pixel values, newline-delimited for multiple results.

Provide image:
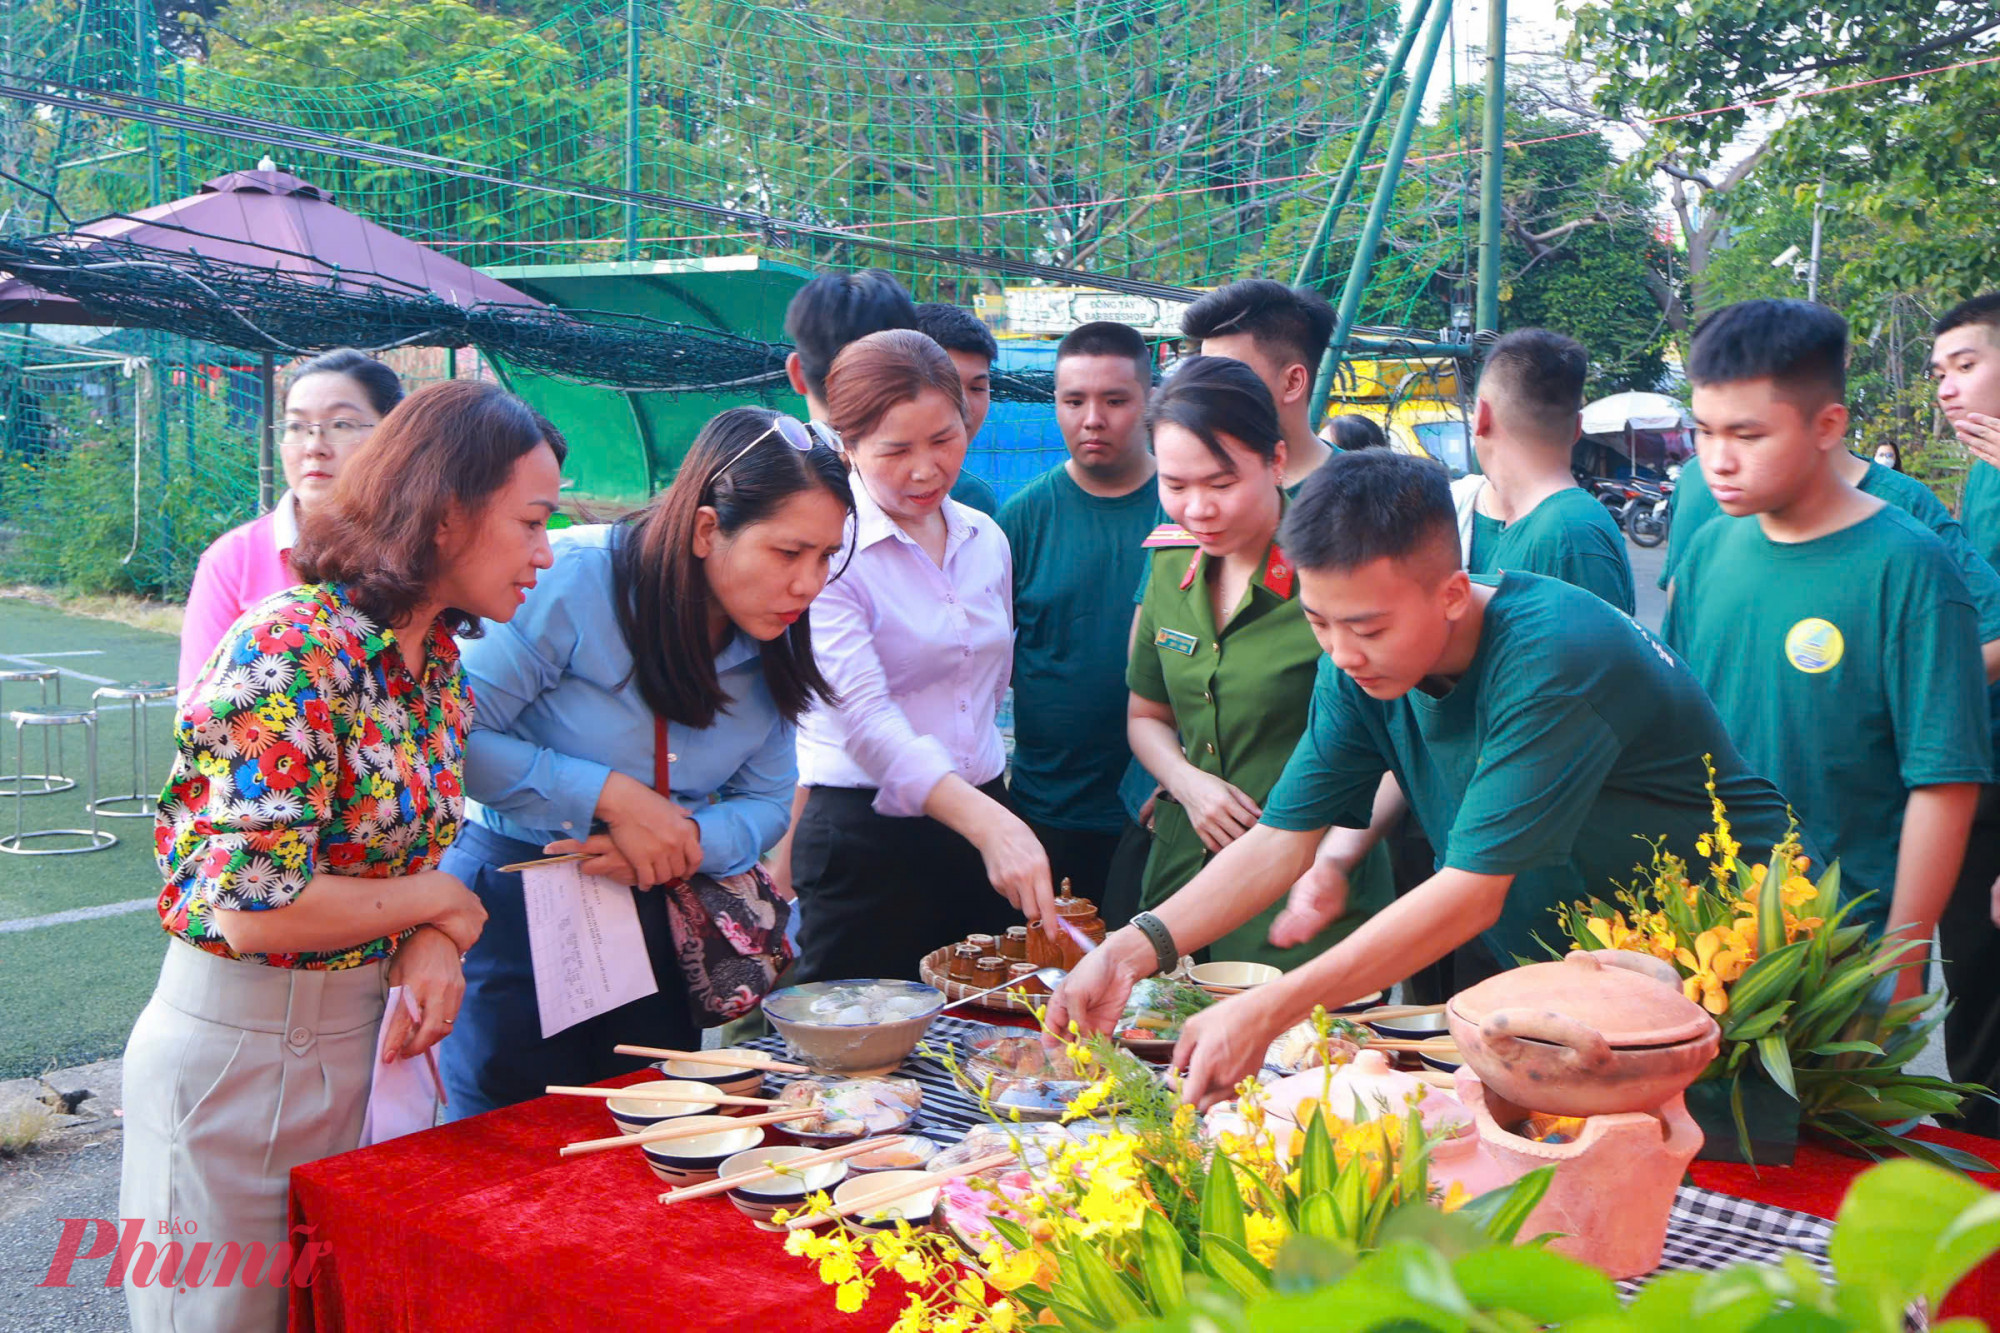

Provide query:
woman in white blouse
left=787, top=329, right=1056, bottom=982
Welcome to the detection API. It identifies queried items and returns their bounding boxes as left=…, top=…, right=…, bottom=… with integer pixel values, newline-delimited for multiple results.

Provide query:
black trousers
left=791, top=780, right=1023, bottom=985
left=1023, top=817, right=1123, bottom=909
left=1942, top=785, right=2000, bottom=1137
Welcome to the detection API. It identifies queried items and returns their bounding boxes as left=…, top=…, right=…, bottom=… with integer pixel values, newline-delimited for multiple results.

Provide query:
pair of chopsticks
left=1357, top=1002, right=1447, bottom=1022
left=546, top=1084, right=781, bottom=1108
left=611, top=1044, right=808, bottom=1075
left=654, top=1134, right=902, bottom=1204
left=1362, top=1036, right=1459, bottom=1054
left=560, top=1106, right=822, bottom=1158
left=782, top=1152, right=1017, bottom=1230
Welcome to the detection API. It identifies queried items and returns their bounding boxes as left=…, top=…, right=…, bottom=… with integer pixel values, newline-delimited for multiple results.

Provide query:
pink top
left=796, top=483, right=1014, bottom=818
left=177, top=492, right=302, bottom=698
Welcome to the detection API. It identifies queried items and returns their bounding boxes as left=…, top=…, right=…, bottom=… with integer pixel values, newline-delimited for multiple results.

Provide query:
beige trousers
left=119, top=940, right=386, bottom=1333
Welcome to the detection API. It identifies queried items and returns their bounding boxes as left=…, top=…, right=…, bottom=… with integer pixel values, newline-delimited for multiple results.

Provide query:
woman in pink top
left=177, top=349, right=404, bottom=696
left=785, top=329, right=1057, bottom=983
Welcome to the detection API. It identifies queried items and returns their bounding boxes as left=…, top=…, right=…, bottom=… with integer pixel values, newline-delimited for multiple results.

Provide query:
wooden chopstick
left=560, top=1107, right=821, bottom=1158
left=613, top=1044, right=808, bottom=1074
left=1358, top=1003, right=1448, bottom=1022
left=497, top=851, right=589, bottom=873
left=783, top=1152, right=1016, bottom=1231
left=546, top=1084, right=782, bottom=1108
left=655, top=1135, right=901, bottom=1203
left=1361, top=1036, right=1459, bottom=1053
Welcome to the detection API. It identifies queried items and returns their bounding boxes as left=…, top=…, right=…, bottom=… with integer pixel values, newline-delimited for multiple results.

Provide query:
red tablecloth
left=290, top=1075, right=2000, bottom=1332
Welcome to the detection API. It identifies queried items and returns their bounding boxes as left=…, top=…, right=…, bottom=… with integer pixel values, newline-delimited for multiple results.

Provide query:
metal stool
left=0, top=707, right=117, bottom=855
left=89, top=682, right=177, bottom=818
left=0, top=667, right=73, bottom=797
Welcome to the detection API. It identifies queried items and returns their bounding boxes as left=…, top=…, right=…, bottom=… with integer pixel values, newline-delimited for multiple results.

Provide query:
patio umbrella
left=1580, top=390, right=1691, bottom=436
left=0, top=165, right=544, bottom=505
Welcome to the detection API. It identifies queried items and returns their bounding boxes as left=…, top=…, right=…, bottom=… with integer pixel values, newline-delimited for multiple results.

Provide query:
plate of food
left=953, top=1028, right=1107, bottom=1122
left=1113, top=976, right=1217, bottom=1062
left=774, top=1076, right=923, bottom=1143
left=1264, top=1014, right=1372, bottom=1075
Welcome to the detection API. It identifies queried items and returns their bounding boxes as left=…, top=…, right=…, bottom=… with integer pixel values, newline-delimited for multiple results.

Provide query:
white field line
left=0, top=897, right=157, bottom=933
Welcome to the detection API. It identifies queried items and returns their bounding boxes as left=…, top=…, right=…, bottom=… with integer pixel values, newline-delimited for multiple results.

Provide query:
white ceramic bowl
left=831, top=1169, right=941, bottom=1231
left=1189, top=961, right=1281, bottom=991
left=718, top=1144, right=852, bottom=1230
left=606, top=1080, right=724, bottom=1135
left=1362, top=1009, right=1452, bottom=1043
left=639, top=1117, right=768, bottom=1185
left=655, top=1050, right=765, bottom=1103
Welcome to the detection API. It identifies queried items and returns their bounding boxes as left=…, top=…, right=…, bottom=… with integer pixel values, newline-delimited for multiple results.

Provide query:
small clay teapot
left=1027, top=881, right=1107, bottom=971
left=1446, top=950, right=1720, bottom=1118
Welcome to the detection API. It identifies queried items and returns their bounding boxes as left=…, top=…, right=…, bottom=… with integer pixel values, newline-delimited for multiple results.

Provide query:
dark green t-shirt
left=1962, top=458, right=2000, bottom=573
left=999, top=465, right=1160, bottom=833
left=950, top=469, right=1000, bottom=516
left=1663, top=505, right=1993, bottom=931
left=1468, top=485, right=1635, bottom=614
left=1658, top=458, right=1723, bottom=591
left=1262, top=572, right=1804, bottom=965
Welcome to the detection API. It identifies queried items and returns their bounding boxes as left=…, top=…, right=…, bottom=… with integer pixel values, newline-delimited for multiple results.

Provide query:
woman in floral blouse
left=120, top=380, right=565, bottom=1333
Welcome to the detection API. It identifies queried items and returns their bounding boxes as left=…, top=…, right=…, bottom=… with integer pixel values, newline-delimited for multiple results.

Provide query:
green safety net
left=1, top=0, right=1473, bottom=595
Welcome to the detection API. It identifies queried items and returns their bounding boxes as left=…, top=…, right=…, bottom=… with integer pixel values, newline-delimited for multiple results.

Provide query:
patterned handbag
left=650, top=717, right=795, bottom=1024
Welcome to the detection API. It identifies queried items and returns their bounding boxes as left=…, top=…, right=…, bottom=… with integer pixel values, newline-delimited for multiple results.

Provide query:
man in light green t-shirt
left=1049, top=449, right=1805, bottom=1107
left=1461, top=328, right=1634, bottom=614
left=1665, top=299, right=1989, bottom=1002
left=999, top=322, right=1158, bottom=903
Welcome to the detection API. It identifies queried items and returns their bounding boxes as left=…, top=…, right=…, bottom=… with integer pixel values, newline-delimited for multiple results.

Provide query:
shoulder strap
left=1142, top=522, right=1201, bottom=549
left=654, top=716, right=671, bottom=795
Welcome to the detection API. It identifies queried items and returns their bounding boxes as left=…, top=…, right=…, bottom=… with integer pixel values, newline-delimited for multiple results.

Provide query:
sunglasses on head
left=710, top=414, right=841, bottom=487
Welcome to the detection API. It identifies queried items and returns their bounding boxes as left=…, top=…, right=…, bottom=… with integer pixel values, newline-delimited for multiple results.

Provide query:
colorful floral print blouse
left=155, top=584, right=472, bottom=970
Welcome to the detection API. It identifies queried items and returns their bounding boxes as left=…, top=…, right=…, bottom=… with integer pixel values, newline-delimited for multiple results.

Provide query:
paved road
left=1628, top=533, right=1667, bottom=632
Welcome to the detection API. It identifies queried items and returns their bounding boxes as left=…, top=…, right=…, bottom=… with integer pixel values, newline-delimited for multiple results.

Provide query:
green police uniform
left=1128, top=521, right=1394, bottom=968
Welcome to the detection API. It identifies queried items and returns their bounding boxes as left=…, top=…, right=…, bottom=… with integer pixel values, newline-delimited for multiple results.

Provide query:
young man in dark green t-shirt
left=1664, top=299, right=1990, bottom=1004
left=1459, top=329, right=1634, bottom=614
left=999, top=322, right=1158, bottom=903
left=1940, top=293, right=2000, bottom=572
left=1049, top=450, right=1804, bottom=1107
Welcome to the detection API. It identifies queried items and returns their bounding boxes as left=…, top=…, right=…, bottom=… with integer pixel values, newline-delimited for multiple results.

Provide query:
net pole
left=1474, top=0, right=1506, bottom=335
left=1293, top=0, right=1435, bottom=293
left=258, top=352, right=276, bottom=513
left=622, top=0, right=640, bottom=260
left=1317, top=0, right=1453, bottom=420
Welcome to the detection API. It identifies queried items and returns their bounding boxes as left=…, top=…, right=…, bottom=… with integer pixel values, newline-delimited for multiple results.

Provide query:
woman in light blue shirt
left=440, top=408, right=852, bottom=1117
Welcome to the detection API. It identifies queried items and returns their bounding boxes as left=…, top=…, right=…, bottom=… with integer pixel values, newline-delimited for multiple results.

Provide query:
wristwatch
left=1128, top=911, right=1179, bottom=979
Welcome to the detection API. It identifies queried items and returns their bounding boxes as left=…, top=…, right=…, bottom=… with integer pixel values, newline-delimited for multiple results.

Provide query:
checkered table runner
left=744, top=1016, right=1848, bottom=1300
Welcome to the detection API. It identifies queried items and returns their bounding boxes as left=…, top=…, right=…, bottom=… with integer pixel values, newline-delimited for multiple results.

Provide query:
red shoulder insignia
left=1142, top=523, right=1200, bottom=549
left=1263, top=543, right=1295, bottom=599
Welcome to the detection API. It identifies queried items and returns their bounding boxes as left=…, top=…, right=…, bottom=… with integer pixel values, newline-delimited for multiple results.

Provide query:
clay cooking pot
left=1446, top=950, right=1720, bottom=1118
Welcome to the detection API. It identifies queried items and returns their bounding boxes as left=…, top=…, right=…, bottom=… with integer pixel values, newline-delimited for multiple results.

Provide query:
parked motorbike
left=1622, top=477, right=1672, bottom=548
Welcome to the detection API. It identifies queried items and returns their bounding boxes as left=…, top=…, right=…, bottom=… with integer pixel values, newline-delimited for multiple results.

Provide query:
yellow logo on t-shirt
left=1784, top=618, right=1845, bottom=674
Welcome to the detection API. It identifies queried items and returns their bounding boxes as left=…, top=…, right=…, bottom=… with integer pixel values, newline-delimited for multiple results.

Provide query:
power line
left=0, top=78, right=1203, bottom=303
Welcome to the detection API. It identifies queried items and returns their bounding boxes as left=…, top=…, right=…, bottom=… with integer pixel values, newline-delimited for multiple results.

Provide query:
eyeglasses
left=708, top=415, right=840, bottom=488
left=277, top=419, right=376, bottom=446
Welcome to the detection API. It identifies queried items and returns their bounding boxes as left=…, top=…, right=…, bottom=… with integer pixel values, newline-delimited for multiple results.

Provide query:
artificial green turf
left=0, top=596, right=181, bottom=1076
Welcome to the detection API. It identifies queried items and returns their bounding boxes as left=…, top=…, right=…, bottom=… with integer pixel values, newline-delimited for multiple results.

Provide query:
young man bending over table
left=1048, top=449, right=1808, bottom=1108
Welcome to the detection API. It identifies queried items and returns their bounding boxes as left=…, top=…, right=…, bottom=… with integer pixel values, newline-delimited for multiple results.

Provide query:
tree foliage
left=1568, top=0, right=2000, bottom=311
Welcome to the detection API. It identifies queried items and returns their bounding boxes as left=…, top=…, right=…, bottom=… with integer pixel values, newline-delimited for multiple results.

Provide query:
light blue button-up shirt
left=458, top=524, right=796, bottom=876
